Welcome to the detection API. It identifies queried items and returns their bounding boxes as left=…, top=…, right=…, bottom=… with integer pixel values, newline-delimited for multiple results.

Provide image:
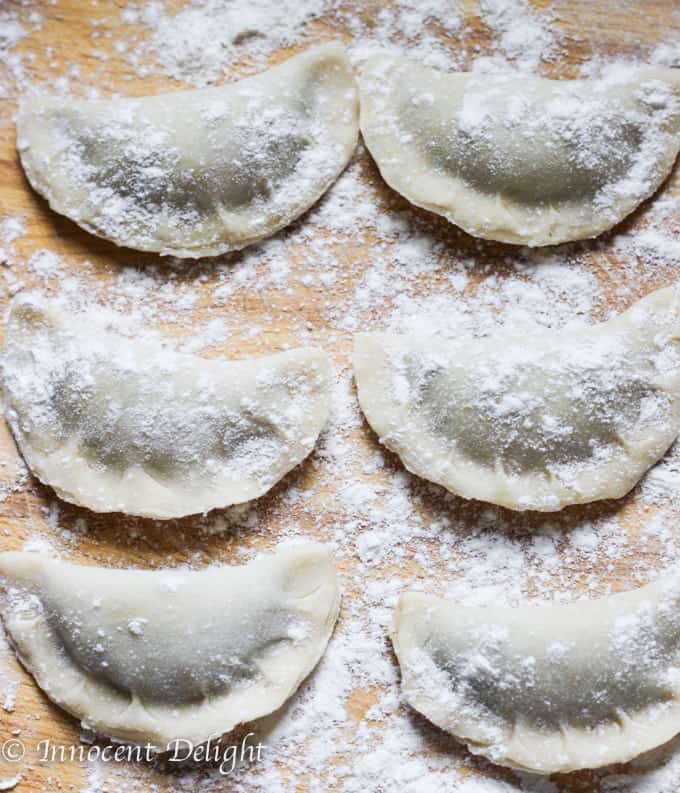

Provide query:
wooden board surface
left=0, top=1, right=679, bottom=791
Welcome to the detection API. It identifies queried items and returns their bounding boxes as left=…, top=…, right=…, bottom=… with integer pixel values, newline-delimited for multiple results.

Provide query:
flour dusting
left=0, top=2, right=679, bottom=793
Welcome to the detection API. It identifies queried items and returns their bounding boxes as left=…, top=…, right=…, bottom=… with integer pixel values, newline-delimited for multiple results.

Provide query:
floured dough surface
left=16, top=43, right=359, bottom=257
left=360, top=55, right=680, bottom=245
left=393, top=573, right=680, bottom=773
left=354, top=287, right=680, bottom=511
left=1, top=296, right=331, bottom=518
left=0, top=543, right=340, bottom=748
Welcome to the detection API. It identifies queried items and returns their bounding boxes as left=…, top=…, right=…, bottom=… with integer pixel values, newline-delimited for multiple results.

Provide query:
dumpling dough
left=354, top=287, right=680, bottom=511
left=1, top=296, right=331, bottom=518
left=360, top=54, right=680, bottom=246
left=17, top=43, right=358, bottom=257
left=0, top=543, right=339, bottom=748
left=393, top=574, right=680, bottom=773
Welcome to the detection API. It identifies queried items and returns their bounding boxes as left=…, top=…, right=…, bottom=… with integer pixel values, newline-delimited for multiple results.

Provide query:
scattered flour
left=127, top=0, right=331, bottom=84
left=0, top=776, right=22, bottom=792
left=0, top=2, right=679, bottom=793
left=476, top=0, right=557, bottom=70
left=0, top=8, right=41, bottom=95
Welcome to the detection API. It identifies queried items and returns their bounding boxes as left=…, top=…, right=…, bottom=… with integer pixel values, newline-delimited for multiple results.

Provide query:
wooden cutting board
left=0, top=1, right=679, bottom=791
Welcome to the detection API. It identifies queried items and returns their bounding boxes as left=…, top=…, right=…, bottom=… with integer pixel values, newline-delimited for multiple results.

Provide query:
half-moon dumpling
left=0, top=543, right=339, bottom=748
left=393, top=574, right=680, bottom=773
left=1, top=296, right=331, bottom=518
left=359, top=55, right=680, bottom=245
left=354, top=287, right=680, bottom=511
left=17, top=43, right=358, bottom=257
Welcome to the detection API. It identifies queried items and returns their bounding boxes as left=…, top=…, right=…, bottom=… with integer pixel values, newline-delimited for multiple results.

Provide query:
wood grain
left=0, top=1, right=679, bottom=791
